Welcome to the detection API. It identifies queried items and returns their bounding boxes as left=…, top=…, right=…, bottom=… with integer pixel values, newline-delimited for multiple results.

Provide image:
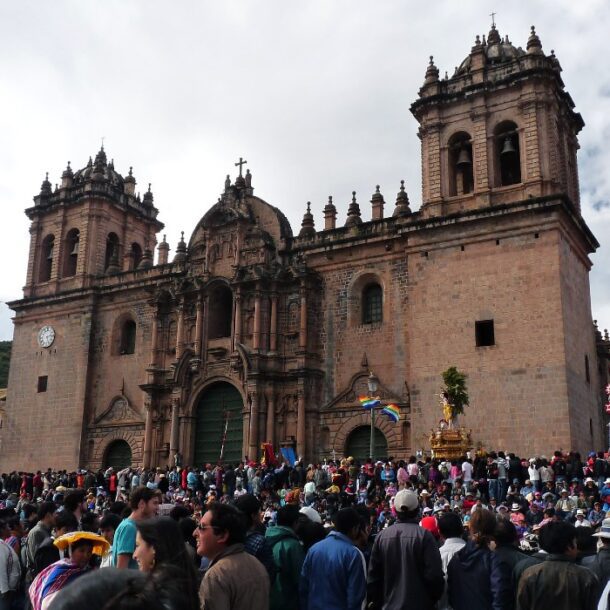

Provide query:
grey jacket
left=367, top=518, right=444, bottom=610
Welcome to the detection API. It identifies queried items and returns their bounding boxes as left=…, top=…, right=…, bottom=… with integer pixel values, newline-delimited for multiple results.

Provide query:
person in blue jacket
left=300, top=508, right=367, bottom=610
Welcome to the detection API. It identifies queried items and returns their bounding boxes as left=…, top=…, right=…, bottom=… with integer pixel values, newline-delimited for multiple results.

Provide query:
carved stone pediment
left=322, top=372, right=408, bottom=412
left=94, top=395, right=143, bottom=426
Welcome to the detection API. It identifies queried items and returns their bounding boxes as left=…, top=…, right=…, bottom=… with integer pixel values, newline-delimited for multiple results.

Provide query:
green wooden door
left=104, top=440, right=132, bottom=470
left=345, top=425, right=388, bottom=462
left=194, top=383, right=243, bottom=467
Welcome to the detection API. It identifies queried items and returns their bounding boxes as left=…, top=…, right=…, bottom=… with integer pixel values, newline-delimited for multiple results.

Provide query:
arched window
left=105, top=233, right=120, bottom=272
left=120, top=319, right=137, bottom=355
left=131, top=242, right=143, bottom=270
left=39, top=234, right=55, bottom=282
left=208, top=284, right=233, bottom=339
left=362, top=283, right=383, bottom=324
left=495, top=121, right=521, bottom=186
left=63, top=228, right=79, bottom=277
left=448, top=132, right=474, bottom=196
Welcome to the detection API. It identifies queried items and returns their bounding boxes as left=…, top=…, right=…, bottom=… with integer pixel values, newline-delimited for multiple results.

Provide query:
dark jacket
left=494, top=544, right=530, bottom=591
left=367, top=517, right=444, bottom=610
left=581, top=546, right=610, bottom=587
left=517, top=554, right=599, bottom=610
left=447, top=540, right=513, bottom=610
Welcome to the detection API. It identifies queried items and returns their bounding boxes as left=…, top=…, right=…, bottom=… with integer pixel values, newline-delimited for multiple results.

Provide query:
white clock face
left=38, top=325, right=55, bottom=348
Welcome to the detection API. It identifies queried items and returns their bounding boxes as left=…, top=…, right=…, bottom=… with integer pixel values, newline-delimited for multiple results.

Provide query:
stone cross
left=235, top=157, right=248, bottom=177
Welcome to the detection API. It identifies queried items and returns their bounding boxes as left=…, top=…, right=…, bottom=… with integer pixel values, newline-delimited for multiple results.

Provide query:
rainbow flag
left=359, top=395, right=381, bottom=409
left=382, top=404, right=400, bottom=422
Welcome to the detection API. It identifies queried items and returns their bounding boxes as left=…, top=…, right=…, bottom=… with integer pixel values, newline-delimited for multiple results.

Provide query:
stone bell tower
left=411, top=23, right=583, bottom=218
left=23, top=146, right=163, bottom=299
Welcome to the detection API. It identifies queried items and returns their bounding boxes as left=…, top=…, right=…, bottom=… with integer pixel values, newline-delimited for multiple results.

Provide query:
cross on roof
left=490, top=12, right=496, bottom=27
left=235, top=157, right=248, bottom=177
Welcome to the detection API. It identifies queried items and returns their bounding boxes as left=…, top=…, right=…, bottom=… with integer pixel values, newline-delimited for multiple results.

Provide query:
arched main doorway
left=345, top=425, right=388, bottom=463
left=194, top=382, right=243, bottom=467
left=104, top=439, right=133, bottom=469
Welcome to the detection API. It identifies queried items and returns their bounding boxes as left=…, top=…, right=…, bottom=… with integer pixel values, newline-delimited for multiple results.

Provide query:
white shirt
left=439, top=537, right=466, bottom=610
left=528, top=466, right=540, bottom=481
left=461, top=462, right=473, bottom=482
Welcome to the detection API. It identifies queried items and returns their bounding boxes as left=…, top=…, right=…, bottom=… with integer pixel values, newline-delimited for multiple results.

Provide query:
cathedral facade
left=3, top=24, right=610, bottom=471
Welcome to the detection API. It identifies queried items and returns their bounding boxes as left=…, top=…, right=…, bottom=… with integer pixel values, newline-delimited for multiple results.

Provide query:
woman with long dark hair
left=133, top=516, right=199, bottom=610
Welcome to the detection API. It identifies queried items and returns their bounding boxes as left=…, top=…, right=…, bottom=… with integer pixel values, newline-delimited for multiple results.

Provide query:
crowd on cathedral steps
left=1, top=451, right=610, bottom=609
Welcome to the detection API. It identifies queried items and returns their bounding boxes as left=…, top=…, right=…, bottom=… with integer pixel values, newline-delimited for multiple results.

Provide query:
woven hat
left=593, top=518, right=610, bottom=539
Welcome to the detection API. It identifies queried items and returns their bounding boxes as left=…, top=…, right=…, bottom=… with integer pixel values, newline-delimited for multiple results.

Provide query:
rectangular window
left=37, top=375, right=48, bottom=393
left=475, top=320, right=495, bottom=347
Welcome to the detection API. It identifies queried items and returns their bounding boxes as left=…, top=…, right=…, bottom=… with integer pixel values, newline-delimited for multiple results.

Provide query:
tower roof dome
left=456, top=24, right=525, bottom=76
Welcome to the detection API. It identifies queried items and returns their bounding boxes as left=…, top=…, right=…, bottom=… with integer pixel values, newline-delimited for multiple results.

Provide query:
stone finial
left=299, top=201, right=316, bottom=238
left=527, top=25, right=543, bottom=54
left=245, top=168, right=252, bottom=189
left=371, top=185, right=385, bottom=221
left=124, top=166, right=136, bottom=196
left=345, top=191, right=362, bottom=227
left=143, top=183, right=154, bottom=206
left=40, top=171, right=52, bottom=197
left=157, top=234, right=170, bottom=265
left=424, top=55, right=439, bottom=84
left=224, top=174, right=231, bottom=192
left=605, top=329, right=609, bottom=342
left=548, top=49, right=561, bottom=71
left=173, top=231, right=187, bottom=263
left=393, top=180, right=412, bottom=217
left=324, top=195, right=337, bottom=231
left=61, top=162, right=73, bottom=188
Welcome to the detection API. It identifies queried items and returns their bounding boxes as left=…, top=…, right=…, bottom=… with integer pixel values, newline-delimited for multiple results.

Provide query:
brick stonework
left=3, top=25, right=610, bottom=471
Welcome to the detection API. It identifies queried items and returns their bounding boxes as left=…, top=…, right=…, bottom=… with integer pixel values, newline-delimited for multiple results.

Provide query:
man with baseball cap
left=367, top=489, right=444, bottom=610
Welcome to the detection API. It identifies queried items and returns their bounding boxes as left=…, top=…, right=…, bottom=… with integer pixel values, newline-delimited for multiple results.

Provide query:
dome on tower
left=456, top=24, right=525, bottom=76
left=72, top=146, right=125, bottom=189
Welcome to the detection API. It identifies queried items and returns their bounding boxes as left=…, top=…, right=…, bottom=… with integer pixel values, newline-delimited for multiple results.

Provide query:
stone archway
left=193, top=382, right=243, bottom=467
left=103, top=439, right=133, bottom=469
left=345, top=425, right=388, bottom=462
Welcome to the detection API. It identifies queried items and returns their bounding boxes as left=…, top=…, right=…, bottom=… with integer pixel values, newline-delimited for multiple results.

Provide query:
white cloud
left=0, top=0, right=609, bottom=339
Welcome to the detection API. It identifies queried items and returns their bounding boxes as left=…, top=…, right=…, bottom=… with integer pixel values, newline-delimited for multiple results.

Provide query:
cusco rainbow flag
left=382, top=404, right=400, bottom=422
left=359, top=395, right=381, bottom=409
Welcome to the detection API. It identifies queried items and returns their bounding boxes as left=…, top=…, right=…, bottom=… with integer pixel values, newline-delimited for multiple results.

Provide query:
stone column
left=180, top=416, right=196, bottom=467
left=248, top=391, right=259, bottom=459
left=149, top=311, right=159, bottom=368
left=299, top=280, right=307, bottom=350
left=194, top=295, right=203, bottom=356
left=170, top=397, right=180, bottom=457
left=265, top=390, right=275, bottom=446
left=296, top=390, right=306, bottom=459
left=269, top=290, right=278, bottom=353
left=175, top=303, right=184, bottom=359
left=234, top=287, right=242, bottom=348
left=143, top=402, right=154, bottom=468
left=253, top=287, right=262, bottom=350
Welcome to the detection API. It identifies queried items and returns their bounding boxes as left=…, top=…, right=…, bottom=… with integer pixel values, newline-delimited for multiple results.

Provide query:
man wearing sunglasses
left=196, top=502, right=269, bottom=610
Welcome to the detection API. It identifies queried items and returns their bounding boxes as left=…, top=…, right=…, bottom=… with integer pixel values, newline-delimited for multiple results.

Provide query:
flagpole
left=368, top=371, right=379, bottom=461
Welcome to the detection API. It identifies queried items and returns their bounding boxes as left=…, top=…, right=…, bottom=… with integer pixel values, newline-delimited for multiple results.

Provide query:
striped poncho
left=29, top=558, right=91, bottom=610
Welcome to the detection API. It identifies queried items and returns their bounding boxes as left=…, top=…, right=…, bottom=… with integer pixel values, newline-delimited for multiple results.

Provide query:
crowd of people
left=0, top=448, right=609, bottom=609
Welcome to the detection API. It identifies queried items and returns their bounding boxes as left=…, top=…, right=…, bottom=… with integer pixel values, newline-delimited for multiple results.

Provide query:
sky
left=0, top=0, right=609, bottom=341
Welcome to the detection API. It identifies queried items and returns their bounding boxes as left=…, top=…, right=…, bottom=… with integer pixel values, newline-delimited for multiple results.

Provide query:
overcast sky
left=1, top=0, right=609, bottom=341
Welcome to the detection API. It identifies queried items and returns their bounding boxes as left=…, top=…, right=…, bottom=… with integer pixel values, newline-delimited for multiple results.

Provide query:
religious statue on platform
left=439, top=366, right=469, bottom=428
left=429, top=366, right=472, bottom=460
